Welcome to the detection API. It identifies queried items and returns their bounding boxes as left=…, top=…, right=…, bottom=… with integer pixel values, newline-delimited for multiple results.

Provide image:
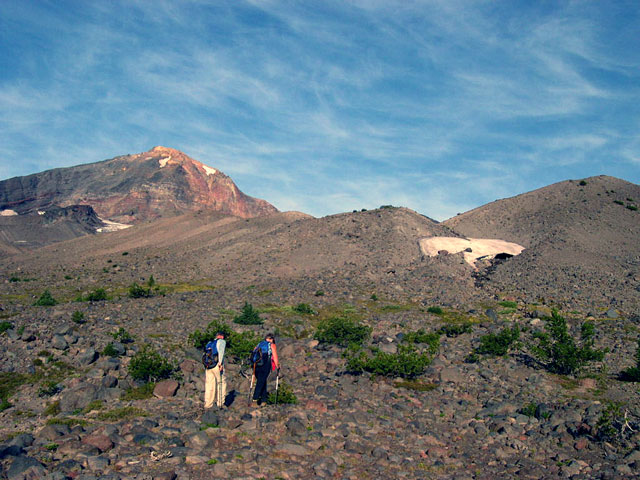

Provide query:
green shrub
left=403, top=329, right=440, bottom=354
left=427, top=306, right=443, bottom=315
left=128, top=282, right=152, bottom=298
left=111, top=327, right=133, bottom=343
left=83, top=400, right=104, bottom=413
left=475, top=325, right=520, bottom=356
left=531, top=310, right=605, bottom=375
left=315, top=317, right=371, bottom=347
left=370, top=294, right=378, bottom=301
left=292, top=303, right=315, bottom=315
left=437, top=323, right=473, bottom=337
left=614, top=200, right=624, bottom=205
left=34, top=290, right=57, bottom=306
left=578, top=180, right=587, bottom=186
left=0, top=372, right=30, bottom=406
left=620, top=338, right=640, bottom=382
left=71, top=311, right=85, bottom=324
left=594, top=402, right=636, bottom=444
left=102, top=343, right=121, bottom=357
left=78, top=288, right=108, bottom=302
left=128, top=345, right=174, bottom=382
left=234, top=302, right=263, bottom=325
left=43, top=401, right=60, bottom=416
left=0, top=321, right=13, bottom=334
left=268, top=381, right=298, bottom=404
left=627, top=204, right=638, bottom=211
left=38, top=381, right=62, bottom=397
left=345, top=344, right=432, bottom=379
left=498, top=300, right=517, bottom=309
left=519, top=402, right=538, bottom=417
left=0, top=399, right=11, bottom=412
left=314, top=290, right=324, bottom=296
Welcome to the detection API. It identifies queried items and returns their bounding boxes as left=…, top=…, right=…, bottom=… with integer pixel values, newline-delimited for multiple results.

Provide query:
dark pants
left=253, top=363, right=271, bottom=402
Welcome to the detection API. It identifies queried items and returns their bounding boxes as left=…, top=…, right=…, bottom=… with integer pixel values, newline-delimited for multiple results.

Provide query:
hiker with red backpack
left=250, top=333, right=280, bottom=406
left=203, top=332, right=226, bottom=410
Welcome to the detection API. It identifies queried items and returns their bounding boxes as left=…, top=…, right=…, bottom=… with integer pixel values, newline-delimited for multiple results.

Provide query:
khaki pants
left=204, top=365, right=226, bottom=409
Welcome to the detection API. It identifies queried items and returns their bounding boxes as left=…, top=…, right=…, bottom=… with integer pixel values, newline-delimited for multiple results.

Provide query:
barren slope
left=444, top=176, right=640, bottom=310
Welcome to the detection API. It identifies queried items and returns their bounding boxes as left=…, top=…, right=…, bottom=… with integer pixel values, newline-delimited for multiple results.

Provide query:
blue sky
left=1, top=1, right=639, bottom=220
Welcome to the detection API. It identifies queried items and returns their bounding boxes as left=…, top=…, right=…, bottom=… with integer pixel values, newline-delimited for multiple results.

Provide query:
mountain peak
left=0, top=147, right=278, bottom=227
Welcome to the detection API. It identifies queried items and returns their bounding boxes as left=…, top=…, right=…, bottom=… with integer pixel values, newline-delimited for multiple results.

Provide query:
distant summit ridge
left=0, top=146, right=278, bottom=224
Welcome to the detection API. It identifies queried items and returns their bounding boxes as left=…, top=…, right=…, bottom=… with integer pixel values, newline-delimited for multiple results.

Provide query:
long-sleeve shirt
left=215, top=338, right=226, bottom=367
left=270, top=342, right=279, bottom=370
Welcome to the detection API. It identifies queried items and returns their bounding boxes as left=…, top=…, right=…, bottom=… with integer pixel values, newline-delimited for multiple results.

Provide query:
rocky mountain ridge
left=0, top=146, right=278, bottom=227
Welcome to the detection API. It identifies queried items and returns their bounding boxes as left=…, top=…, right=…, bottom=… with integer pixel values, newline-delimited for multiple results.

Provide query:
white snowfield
left=419, top=237, right=525, bottom=267
left=201, top=164, right=217, bottom=176
left=96, top=219, right=133, bottom=233
left=0, top=209, right=18, bottom=216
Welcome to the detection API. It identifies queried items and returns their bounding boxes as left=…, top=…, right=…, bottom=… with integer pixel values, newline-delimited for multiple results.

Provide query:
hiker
left=251, top=333, right=280, bottom=405
left=204, top=332, right=226, bottom=410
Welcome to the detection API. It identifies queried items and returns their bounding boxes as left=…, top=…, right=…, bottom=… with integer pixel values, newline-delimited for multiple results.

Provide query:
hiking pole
left=274, top=368, right=280, bottom=406
left=247, top=363, right=255, bottom=406
left=218, top=366, right=223, bottom=409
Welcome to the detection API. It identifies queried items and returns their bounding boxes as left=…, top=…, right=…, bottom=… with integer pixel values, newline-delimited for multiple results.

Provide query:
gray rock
left=85, top=455, right=110, bottom=470
left=605, top=308, right=619, bottom=319
left=185, top=431, right=210, bottom=451
left=313, top=456, right=338, bottom=478
left=285, top=416, right=308, bottom=437
left=7, top=456, right=47, bottom=480
left=0, top=444, right=24, bottom=459
left=9, top=434, right=34, bottom=449
left=77, top=348, right=98, bottom=366
left=485, top=309, right=499, bottom=322
left=101, top=375, right=117, bottom=388
left=153, top=379, right=179, bottom=398
left=201, top=409, right=219, bottom=427
left=58, top=383, right=98, bottom=412
left=37, top=424, right=71, bottom=441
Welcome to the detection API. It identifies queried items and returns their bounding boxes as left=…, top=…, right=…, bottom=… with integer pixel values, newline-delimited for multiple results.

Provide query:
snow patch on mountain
left=420, top=236, right=524, bottom=267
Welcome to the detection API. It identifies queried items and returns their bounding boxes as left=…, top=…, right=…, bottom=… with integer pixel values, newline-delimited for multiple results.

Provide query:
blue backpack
left=251, top=340, right=272, bottom=367
left=202, top=340, right=219, bottom=369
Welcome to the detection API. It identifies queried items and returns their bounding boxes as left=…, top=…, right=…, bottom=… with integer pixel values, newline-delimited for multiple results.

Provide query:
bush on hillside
left=314, top=317, right=371, bottom=347
left=267, top=381, right=298, bottom=405
left=292, top=303, right=315, bottom=315
left=128, top=283, right=152, bottom=299
left=0, top=321, right=13, bottom=335
left=619, top=338, right=640, bottom=382
left=403, top=329, right=440, bottom=354
left=531, top=310, right=605, bottom=375
left=128, top=345, right=174, bottom=382
left=233, top=302, right=263, bottom=325
left=34, top=290, right=57, bottom=306
left=345, top=344, right=432, bottom=379
left=475, top=325, right=520, bottom=356
left=437, top=323, right=473, bottom=337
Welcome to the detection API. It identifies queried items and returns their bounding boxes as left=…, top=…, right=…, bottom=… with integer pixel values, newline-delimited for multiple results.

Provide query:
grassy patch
left=121, top=382, right=156, bottom=401
left=46, top=417, right=88, bottom=427
left=378, top=304, right=414, bottom=313
left=394, top=380, right=438, bottom=392
left=97, top=406, right=148, bottom=421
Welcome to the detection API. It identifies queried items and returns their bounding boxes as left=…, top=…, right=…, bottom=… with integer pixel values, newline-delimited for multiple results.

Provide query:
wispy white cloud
left=1, top=0, right=638, bottom=218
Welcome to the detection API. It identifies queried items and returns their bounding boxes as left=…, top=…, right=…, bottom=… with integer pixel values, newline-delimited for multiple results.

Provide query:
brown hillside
left=444, top=176, right=640, bottom=310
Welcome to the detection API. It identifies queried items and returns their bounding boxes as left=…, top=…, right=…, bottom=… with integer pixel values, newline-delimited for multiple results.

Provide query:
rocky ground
left=2, top=283, right=640, bottom=480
